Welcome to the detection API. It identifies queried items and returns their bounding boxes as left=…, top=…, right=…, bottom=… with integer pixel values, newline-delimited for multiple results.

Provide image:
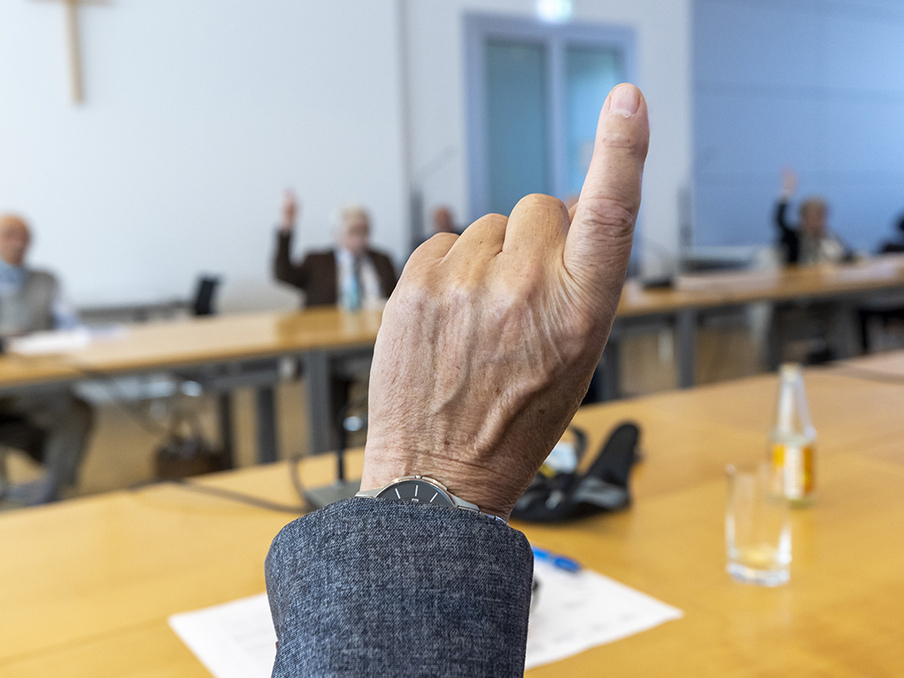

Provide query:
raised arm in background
left=273, top=189, right=311, bottom=288
left=775, top=167, right=800, bottom=264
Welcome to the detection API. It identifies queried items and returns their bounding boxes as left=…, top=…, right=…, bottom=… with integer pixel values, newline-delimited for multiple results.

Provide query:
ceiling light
left=537, top=0, right=573, bottom=23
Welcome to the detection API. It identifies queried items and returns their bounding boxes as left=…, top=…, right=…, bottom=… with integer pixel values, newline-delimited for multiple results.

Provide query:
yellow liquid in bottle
left=771, top=439, right=815, bottom=507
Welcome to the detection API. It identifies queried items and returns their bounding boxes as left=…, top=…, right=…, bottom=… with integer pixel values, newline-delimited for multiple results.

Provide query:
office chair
left=192, top=276, right=221, bottom=316
left=154, top=275, right=229, bottom=478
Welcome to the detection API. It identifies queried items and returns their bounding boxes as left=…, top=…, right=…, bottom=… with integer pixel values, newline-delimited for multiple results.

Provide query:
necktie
left=347, top=257, right=364, bottom=311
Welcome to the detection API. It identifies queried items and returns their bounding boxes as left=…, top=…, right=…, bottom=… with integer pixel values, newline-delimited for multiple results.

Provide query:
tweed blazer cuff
left=266, top=497, right=533, bottom=677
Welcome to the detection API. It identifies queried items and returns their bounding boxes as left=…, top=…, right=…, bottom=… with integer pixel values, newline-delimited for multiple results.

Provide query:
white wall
left=0, top=0, right=407, bottom=310
left=406, top=0, right=693, bottom=278
left=0, top=0, right=691, bottom=309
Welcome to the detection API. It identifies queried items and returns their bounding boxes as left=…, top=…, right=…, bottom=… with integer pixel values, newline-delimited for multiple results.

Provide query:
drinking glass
left=725, top=464, right=791, bottom=586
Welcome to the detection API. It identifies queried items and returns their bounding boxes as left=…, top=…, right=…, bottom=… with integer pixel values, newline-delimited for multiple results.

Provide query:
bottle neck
left=775, top=372, right=815, bottom=437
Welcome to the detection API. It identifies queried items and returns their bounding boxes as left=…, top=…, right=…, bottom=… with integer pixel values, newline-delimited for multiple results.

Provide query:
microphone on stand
left=303, top=399, right=367, bottom=509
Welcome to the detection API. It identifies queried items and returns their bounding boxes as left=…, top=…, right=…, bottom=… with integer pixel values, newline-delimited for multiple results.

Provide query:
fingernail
left=609, top=84, right=639, bottom=118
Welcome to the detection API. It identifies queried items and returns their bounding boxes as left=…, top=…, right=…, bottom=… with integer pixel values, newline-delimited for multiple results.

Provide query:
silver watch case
left=355, top=475, right=506, bottom=523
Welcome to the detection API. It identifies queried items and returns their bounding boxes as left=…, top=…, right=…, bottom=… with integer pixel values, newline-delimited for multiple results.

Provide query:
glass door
left=466, top=15, right=635, bottom=218
left=564, top=45, right=624, bottom=198
left=484, top=39, right=552, bottom=216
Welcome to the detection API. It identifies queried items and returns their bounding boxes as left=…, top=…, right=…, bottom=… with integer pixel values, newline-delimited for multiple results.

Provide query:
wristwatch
left=355, top=475, right=507, bottom=523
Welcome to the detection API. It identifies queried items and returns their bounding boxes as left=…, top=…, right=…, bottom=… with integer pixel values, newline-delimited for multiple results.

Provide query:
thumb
left=564, top=83, right=649, bottom=306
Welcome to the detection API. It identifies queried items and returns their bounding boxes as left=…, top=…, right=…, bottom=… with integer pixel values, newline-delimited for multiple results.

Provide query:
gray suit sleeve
left=265, top=498, right=533, bottom=678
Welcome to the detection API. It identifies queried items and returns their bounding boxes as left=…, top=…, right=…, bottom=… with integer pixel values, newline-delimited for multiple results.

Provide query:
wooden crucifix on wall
left=33, top=0, right=108, bottom=104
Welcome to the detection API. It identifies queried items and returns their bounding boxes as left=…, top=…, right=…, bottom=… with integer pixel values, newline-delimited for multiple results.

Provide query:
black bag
left=511, top=422, right=640, bottom=523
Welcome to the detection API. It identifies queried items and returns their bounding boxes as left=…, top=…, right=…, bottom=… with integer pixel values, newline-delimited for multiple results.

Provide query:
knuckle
left=516, top=193, right=566, bottom=214
left=466, top=213, right=507, bottom=240
left=472, top=213, right=507, bottom=229
left=388, top=273, right=432, bottom=316
left=448, top=279, right=480, bottom=306
left=417, top=232, right=458, bottom=252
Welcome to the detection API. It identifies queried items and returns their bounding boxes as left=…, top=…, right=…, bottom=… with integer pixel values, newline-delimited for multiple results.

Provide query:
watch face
left=377, top=479, right=455, bottom=507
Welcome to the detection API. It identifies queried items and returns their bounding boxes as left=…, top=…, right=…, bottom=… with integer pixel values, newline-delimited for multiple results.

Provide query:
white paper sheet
left=7, top=328, right=93, bottom=355
left=169, top=594, right=276, bottom=678
left=168, top=559, right=682, bottom=676
left=525, top=558, right=683, bottom=669
left=6, top=325, right=128, bottom=356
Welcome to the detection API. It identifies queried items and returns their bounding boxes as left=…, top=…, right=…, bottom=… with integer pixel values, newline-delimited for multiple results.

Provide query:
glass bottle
left=770, top=363, right=816, bottom=507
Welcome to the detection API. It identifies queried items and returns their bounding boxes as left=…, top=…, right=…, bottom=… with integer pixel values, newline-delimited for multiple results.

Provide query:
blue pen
left=531, top=547, right=582, bottom=573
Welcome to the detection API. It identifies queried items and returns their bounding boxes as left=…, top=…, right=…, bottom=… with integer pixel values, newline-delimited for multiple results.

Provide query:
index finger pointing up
left=564, top=83, right=649, bottom=304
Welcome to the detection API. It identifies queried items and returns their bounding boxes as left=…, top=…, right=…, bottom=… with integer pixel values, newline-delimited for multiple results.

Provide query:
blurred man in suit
left=0, top=213, right=93, bottom=505
left=775, top=169, right=850, bottom=265
left=770, top=171, right=854, bottom=364
left=273, top=192, right=397, bottom=309
left=272, top=193, right=398, bottom=443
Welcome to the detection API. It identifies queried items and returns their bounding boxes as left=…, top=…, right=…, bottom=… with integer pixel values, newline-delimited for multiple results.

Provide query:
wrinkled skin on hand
left=361, top=84, right=650, bottom=520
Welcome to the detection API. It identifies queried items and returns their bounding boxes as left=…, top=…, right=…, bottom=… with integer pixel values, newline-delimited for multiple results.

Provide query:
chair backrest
left=192, top=276, right=221, bottom=316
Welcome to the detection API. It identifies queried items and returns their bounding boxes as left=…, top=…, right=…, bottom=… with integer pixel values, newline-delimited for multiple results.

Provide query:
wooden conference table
left=609, top=252, right=904, bottom=393
left=0, top=254, right=902, bottom=459
left=0, top=308, right=384, bottom=460
left=1, top=351, right=903, bottom=676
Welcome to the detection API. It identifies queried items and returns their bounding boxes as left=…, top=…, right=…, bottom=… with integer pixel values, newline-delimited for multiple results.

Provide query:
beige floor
left=3, top=320, right=901, bottom=507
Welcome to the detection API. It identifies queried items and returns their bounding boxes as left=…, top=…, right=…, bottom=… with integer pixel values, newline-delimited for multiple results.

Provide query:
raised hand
left=781, top=167, right=798, bottom=197
left=360, top=84, right=650, bottom=520
left=280, top=189, right=299, bottom=233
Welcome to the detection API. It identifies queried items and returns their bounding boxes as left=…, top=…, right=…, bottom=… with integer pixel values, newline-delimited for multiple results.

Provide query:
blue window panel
left=694, top=89, right=822, bottom=178
left=824, top=12, right=904, bottom=92
left=824, top=97, right=904, bottom=175
left=694, top=0, right=821, bottom=89
left=692, top=0, right=904, bottom=250
left=693, top=178, right=778, bottom=247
